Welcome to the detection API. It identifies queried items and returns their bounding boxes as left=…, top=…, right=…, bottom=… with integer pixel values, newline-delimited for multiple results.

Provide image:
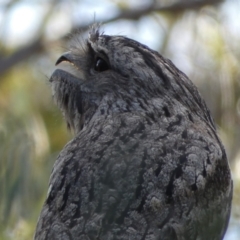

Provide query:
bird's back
left=35, top=106, right=232, bottom=240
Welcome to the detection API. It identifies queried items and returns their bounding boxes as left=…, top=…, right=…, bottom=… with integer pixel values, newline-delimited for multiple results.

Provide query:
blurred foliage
left=0, top=0, right=239, bottom=239
left=0, top=62, right=70, bottom=239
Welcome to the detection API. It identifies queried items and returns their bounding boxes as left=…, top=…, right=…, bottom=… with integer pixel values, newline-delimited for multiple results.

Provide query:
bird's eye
left=94, top=57, right=109, bottom=72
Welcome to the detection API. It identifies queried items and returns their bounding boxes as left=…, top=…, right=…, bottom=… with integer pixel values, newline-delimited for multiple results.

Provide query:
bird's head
left=50, top=25, right=213, bottom=134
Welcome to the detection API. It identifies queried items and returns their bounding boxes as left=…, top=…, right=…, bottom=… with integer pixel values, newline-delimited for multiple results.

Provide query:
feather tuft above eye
left=89, top=23, right=103, bottom=43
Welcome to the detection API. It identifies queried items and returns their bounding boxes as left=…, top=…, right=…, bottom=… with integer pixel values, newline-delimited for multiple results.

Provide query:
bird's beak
left=55, top=52, right=75, bottom=66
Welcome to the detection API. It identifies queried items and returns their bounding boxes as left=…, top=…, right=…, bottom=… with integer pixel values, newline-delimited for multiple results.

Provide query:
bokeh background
left=0, top=0, right=239, bottom=239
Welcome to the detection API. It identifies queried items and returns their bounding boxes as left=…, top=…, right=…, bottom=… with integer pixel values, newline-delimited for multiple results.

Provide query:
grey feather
left=34, top=25, right=232, bottom=240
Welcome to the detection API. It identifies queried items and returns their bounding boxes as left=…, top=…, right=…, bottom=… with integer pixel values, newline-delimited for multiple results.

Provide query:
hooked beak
left=55, top=52, right=75, bottom=66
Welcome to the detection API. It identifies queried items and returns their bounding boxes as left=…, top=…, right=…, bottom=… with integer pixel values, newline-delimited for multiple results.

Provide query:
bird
left=34, top=25, right=233, bottom=240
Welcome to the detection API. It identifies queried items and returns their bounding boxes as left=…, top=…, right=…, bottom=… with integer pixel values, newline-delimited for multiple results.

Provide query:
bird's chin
left=50, top=67, right=83, bottom=99
left=50, top=68, right=83, bottom=84
left=49, top=69, right=84, bottom=131
left=50, top=68, right=81, bottom=104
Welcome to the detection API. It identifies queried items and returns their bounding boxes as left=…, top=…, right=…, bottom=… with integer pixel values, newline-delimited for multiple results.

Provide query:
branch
left=0, top=0, right=223, bottom=76
left=0, top=39, right=43, bottom=75
left=102, top=0, right=223, bottom=22
left=69, top=0, right=223, bottom=35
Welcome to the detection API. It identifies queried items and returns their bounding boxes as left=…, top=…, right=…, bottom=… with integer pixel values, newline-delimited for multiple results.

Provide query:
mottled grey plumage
left=34, top=26, right=232, bottom=240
